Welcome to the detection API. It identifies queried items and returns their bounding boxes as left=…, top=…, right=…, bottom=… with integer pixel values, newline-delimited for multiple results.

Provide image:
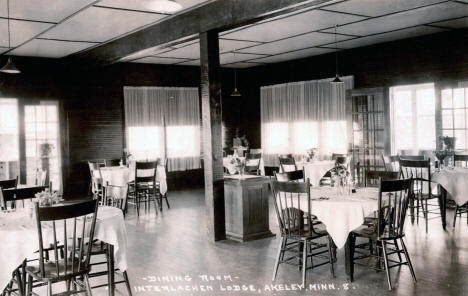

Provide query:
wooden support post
left=200, top=30, right=225, bottom=241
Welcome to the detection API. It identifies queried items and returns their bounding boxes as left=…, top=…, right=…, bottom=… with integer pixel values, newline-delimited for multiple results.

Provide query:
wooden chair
left=26, top=200, right=99, bottom=296
left=245, top=153, right=262, bottom=175
left=270, top=179, right=334, bottom=287
left=364, top=170, right=399, bottom=187
left=274, top=170, right=305, bottom=182
left=132, top=161, right=160, bottom=216
left=452, top=155, right=468, bottom=227
left=278, top=154, right=296, bottom=172
left=104, top=159, right=121, bottom=167
left=249, top=148, right=262, bottom=154
left=348, top=178, right=416, bottom=290
left=381, top=154, right=400, bottom=172
left=88, top=161, right=103, bottom=200
left=88, top=186, right=132, bottom=296
left=399, top=155, right=425, bottom=160
left=0, top=177, right=18, bottom=210
left=399, top=159, right=441, bottom=233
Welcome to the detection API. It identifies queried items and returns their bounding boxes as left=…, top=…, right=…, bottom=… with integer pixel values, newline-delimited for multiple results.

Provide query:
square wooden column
left=200, top=30, right=226, bottom=241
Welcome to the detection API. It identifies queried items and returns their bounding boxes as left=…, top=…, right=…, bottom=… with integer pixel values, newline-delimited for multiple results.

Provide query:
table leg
left=107, top=244, right=115, bottom=296
left=410, top=197, right=415, bottom=224
left=345, top=233, right=355, bottom=281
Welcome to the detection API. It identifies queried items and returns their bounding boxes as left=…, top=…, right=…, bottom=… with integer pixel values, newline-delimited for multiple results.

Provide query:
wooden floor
left=12, top=188, right=467, bottom=296
left=102, top=187, right=467, bottom=296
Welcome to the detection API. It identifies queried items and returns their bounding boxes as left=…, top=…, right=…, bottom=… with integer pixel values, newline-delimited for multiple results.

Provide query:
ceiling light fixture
left=231, top=51, right=241, bottom=97
left=143, top=0, right=183, bottom=14
left=331, top=24, right=342, bottom=84
left=0, top=0, right=20, bottom=74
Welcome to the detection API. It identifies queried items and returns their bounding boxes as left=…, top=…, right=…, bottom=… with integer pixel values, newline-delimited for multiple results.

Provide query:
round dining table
left=0, top=205, right=128, bottom=292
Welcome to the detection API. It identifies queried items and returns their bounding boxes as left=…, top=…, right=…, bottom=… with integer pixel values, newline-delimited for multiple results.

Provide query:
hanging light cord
left=7, top=0, right=10, bottom=48
left=233, top=51, right=237, bottom=88
left=335, top=24, right=338, bottom=76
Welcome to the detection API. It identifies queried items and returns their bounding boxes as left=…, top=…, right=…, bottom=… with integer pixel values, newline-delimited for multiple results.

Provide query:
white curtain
left=261, top=76, right=354, bottom=166
left=124, top=86, right=201, bottom=171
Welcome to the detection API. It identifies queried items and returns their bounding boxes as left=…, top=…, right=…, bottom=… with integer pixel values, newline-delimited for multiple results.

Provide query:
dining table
left=296, top=160, right=336, bottom=186
left=293, top=186, right=380, bottom=249
left=0, top=204, right=128, bottom=294
left=100, top=165, right=168, bottom=199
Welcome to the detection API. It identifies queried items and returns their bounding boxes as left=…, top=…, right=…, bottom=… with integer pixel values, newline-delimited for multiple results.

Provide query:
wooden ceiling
left=2, top=0, right=468, bottom=68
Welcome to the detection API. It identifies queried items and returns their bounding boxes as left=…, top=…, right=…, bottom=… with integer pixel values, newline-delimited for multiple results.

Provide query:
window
left=293, top=121, right=319, bottom=154
left=264, top=122, right=289, bottom=154
left=0, top=99, right=19, bottom=179
left=322, top=121, right=348, bottom=155
left=167, top=125, right=200, bottom=158
left=441, top=88, right=468, bottom=150
left=24, top=103, right=61, bottom=191
left=391, top=83, right=436, bottom=154
left=127, top=126, right=161, bottom=160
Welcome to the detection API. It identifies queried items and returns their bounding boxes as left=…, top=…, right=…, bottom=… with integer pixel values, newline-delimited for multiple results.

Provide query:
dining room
left=0, top=0, right=468, bottom=296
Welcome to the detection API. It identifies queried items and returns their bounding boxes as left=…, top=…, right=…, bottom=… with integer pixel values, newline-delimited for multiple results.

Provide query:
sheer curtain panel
left=124, top=87, right=201, bottom=171
left=261, top=76, right=354, bottom=166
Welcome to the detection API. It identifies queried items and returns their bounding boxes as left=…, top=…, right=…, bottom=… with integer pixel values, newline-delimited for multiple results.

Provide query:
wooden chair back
left=278, top=154, right=296, bottom=172
left=0, top=177, right=18, bottom=190
left=135, top=161, right=158, bottom=185
left=399, top=159, right=434, bottom=198
left=245, top=153, right=261, bottom=175
left=454, top=154, right=468, bottom=167
left=102, top=182, right=128, bottom=213
left=399, top=155, right=425, bottom=160
left=34, top=200, right=99, bottom=279
left=271, top=179, right=317, bottom=238
left=365, top=170, right=399, bottom=187
left=332, top=153, right=348, bottom=165
left=381, top=154, right=400, bottom=172
left=104, top=159, right=120, bottom=167
left=274, top=170, right=305, bottom=182
left=377, top=178, right=413, bottom=239
left=88, top=161, right=103, bottom=196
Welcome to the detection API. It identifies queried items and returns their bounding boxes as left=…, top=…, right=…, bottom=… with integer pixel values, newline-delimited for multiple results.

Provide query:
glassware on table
left=434, top=150, right=447, bottom=171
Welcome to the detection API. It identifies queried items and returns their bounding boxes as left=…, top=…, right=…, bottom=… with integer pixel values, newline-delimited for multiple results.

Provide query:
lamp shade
left=0, top=57, right=20, bottom=74
left=331, top=75, right=343, bottom=84
left=143, top=0, right=183, bottom=13
left=231, top=88, right=242, bottom=97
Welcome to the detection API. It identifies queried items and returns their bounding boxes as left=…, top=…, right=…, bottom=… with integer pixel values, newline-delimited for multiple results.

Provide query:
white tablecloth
left=101, top=166, right=168, bottom=198
left=432, top=167, right=468, bottom=206
left=223, top=156, right=265, bottom=176
left=0, top=206, right=128, bottom=291
left=288, top=187, right=379, bottom=249
left=296, top=160, right=336, bottom=186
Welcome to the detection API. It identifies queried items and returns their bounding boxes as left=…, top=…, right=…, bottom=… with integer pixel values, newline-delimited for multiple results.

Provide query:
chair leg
left=425, top=199, right=429, bottom=233
left=272, top=237, right=284, bottom=282
left=453, top=205, right=458, bottom=227
left=164, top=194, right=170, bottom=209
left=381, top=241, right=392, bottom=291
left=46, top=282, right=52, bottom=296
left=393, top=239, right=402, bottom=262
left=26, top=275, right=32, bottom=296
left=327, top=236, right=335, bottom=278
left=83, top=274, right=93, bottom=296
left=301, top=241, right=308, bottom=288
left=416, top=199, right=420, bottom=224
left=400, top=238, right=416, bottom=283
left=123, top=271, right=133, bottom=296
left=136, top=194, right=140, bottom=216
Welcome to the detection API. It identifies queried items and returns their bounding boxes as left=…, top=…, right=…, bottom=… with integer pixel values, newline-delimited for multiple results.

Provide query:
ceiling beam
left=68, top=0, right=339, bottom=67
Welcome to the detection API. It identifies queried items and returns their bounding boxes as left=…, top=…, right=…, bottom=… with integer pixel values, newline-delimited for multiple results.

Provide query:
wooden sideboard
left=224, top=175, right=274, bottom=242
